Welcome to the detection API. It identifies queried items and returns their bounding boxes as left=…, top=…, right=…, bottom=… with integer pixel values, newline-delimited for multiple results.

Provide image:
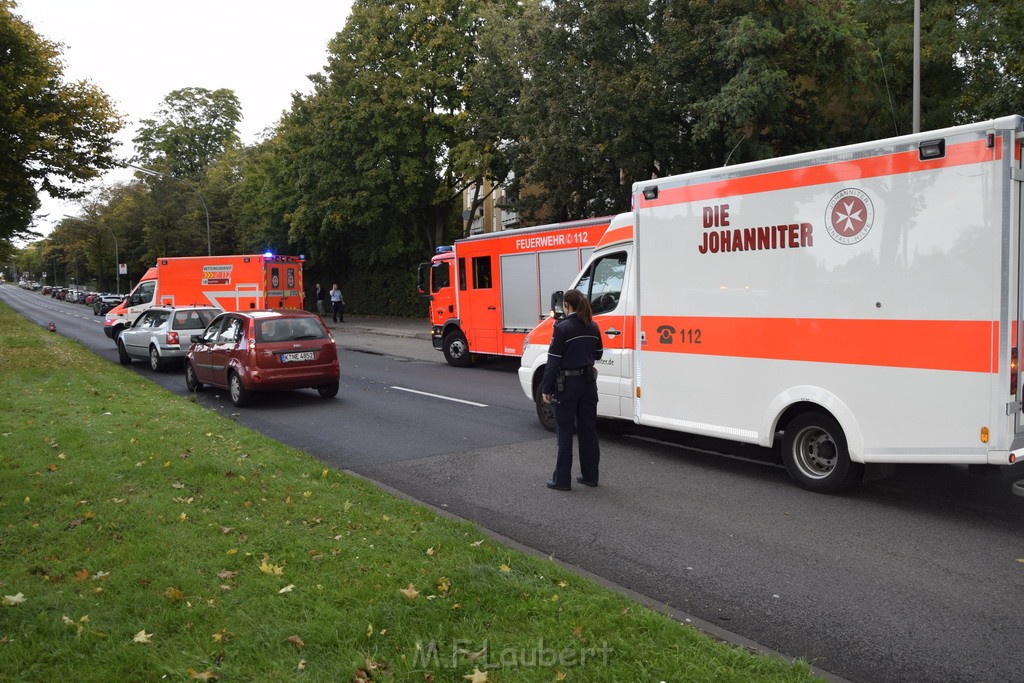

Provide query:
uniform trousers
left=552, top=375, right=600, bottom=486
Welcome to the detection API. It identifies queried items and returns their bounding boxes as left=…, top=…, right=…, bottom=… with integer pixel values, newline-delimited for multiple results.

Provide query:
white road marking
left=390, top=386, right=488, bottom=407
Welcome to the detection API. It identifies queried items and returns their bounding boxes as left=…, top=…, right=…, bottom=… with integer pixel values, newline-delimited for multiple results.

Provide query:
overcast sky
left=15, top=0, right=355, bottom=237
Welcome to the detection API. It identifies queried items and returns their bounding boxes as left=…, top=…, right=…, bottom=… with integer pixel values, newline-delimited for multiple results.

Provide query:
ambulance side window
left=458, top=258, right=467, bottom=291
left=431, top=262, right=450, bottom=293
left=581, top=252, right=627, bottom=315
left=472, top=256, right=492, bottom=289
left=130, top=280, right=155, bottom=306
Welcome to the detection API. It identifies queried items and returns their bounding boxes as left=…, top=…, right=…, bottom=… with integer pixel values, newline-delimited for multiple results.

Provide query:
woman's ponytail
left=564, top=289, right=593, bottom=327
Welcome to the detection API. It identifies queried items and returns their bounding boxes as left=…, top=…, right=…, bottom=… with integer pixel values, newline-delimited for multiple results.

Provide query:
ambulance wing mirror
left=415, top=263, right=431, bottom=298
left=550, top=291, right=566, bottom=320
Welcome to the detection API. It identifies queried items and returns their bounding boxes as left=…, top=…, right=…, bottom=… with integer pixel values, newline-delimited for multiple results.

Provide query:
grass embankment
left=0, top=302, right=820, bottom=682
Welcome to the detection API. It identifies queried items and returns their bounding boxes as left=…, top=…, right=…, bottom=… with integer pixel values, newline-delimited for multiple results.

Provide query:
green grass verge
left=0, top=303, right=821, bottom=682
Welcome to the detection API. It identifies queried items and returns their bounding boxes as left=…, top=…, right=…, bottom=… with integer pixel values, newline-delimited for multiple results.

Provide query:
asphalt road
left=4, top=286, right=1023, bottom=683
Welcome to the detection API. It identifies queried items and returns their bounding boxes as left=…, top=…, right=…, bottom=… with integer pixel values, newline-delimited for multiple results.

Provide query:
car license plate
left=281, top=351, right=315, bottom=363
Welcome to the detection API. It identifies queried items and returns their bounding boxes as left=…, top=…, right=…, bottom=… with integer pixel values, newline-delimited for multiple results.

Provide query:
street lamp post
left=66, top=215, right=120, bottom=295
left=128, top=163, right=211, bottom=256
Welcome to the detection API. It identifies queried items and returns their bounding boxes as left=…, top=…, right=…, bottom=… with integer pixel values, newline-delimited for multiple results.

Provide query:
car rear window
left=256, top=318, right=327, bottom=343
left=173, top=310, right=220, bottom=330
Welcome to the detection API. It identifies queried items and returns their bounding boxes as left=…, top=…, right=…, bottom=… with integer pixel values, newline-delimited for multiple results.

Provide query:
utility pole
left=913, top=0, right=920, bottom=133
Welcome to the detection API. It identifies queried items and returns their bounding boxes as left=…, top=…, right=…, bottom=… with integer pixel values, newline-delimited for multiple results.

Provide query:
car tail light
left=1012, top=347, right=1019, bottom=396
left=167, top=331, right=179, bottom=345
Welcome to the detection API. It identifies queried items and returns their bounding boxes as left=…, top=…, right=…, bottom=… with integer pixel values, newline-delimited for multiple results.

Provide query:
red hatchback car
left=185, top=310, right=340, bottom=407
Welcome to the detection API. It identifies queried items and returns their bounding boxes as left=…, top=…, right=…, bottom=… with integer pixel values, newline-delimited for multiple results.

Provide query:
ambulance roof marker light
left=642, top=186, right=659, bottom=201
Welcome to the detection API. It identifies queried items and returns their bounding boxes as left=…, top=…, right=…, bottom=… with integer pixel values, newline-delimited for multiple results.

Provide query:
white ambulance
left=519, top=116, right=1024, bottom=492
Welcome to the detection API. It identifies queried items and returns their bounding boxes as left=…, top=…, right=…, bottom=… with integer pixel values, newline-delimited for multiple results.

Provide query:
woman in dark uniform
left=541, top=289, right=603, bottom=490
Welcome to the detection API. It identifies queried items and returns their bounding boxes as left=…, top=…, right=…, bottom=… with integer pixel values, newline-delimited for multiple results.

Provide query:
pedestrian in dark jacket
left=315, top=284, right=325, bottom=316
left=541, top=289, right=603, bottom=490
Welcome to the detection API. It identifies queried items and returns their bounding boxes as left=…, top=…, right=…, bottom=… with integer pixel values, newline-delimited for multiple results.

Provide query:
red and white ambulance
left=103, top=254, right=304, bottom=342
left=418, top=217, right=611, bottom=366
left=520, top=116, right=1024, bottom=491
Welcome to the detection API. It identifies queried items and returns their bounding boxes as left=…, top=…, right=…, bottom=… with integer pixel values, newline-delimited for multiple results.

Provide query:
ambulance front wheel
left=781, top=411, right=862, bottom=493
left=442, top=331, right=472, bottom=367
left=534, top=381, right=555, bottom=432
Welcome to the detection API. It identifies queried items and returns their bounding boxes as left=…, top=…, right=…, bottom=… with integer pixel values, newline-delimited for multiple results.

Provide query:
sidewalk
left=321, top=314, right=432, bottom=340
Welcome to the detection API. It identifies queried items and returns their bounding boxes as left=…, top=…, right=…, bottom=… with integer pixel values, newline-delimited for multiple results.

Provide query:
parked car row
left=43, top=286, right=124, bottom=313
left=115, top=306, right=340, bottom=408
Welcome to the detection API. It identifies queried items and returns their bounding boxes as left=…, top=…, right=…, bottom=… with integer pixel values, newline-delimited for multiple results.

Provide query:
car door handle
left=605, top=328, right=621, bottom=337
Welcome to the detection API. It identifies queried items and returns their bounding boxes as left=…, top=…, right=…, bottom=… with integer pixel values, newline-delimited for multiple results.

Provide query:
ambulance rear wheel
left=443, top=331, right=472, bottom=367
left=782, top=411, right=862, bottom=492
left=534, top=381, right=555, bottom=432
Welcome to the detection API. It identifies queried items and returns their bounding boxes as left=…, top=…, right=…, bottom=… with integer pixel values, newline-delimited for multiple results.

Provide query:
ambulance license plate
left=282, top=351, right=315, bottom=363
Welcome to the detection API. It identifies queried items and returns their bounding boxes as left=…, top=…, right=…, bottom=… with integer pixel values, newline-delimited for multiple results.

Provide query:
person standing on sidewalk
left=330, top=284, right=345, bottom=323
left=315, top=284, right=326, bottom=317
left=540, top=289, right=603, bottom=491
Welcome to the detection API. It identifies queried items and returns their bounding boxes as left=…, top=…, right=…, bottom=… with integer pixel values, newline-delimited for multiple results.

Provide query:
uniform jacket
left=541, top=312, right=603, bottom=395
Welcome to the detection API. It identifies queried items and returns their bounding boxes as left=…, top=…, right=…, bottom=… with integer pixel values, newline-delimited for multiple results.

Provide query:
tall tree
left=133, top=87, right=242, bottom=180
left=0, top=1, right=121, bottom=245
left=279, top=0, right=483, bottom=314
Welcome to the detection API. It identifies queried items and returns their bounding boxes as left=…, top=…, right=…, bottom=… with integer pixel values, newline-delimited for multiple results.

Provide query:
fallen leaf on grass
left=163, top=586, right=185, bottom=601
left=279, top=584, right=295, bottom=594
left=217, top=570, right=238, bottom=580
left=498, top=564, right=511, bottom=573
left=463, top=668, right=488, bottom=682
left=219, top=527, right=233, bottom=535
left=2, top=593, right=26, bottom=606
left=212, top=629, right=234, bottom=643
left=172, top=482, right=185, bottom=489
left=470, top=540, right=484, bottom=547
left=259, top=561, right=284, bottom=576
left=286, top=635, right=304, bottom=648
left=188, top=669, right=218, bottom=681
left=132, top=630, right=153, bottom=644
left=297, top=659, right=306, bottom=671
left=461, top=647, right=486, bottom=661
left=399, top=584, right=419, bottom=600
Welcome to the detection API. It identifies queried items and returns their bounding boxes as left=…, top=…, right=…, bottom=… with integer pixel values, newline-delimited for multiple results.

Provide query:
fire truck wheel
left=149, top=346, right=164, bottom=372
left=781, top=411, right=862, bottom=493
left=116, top=338, right=131, bottom=366
left=442, top=331, right=472, bottom=367
left=185, top=362, right=204, bottom=392
left=534, top=381, right=555, bottom=432
left=317, top=382, right=339, bottom=399
left=229, top=371, right=252, bottom=407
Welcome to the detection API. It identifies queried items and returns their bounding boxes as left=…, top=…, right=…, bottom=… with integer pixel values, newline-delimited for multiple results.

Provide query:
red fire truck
left=417, top=217, right=611, bottom=366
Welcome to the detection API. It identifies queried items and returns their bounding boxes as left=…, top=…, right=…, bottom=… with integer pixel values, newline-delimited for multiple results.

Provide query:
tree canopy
left=0, top=0, right=121, bottom=256
left=133, top=87, right=242, bottom=180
